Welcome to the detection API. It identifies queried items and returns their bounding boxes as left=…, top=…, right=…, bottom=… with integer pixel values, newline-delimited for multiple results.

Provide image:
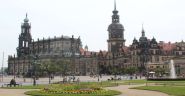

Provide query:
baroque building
left=130, top=26, right=161, bottom=73
left=8, top=1, right=185, bottom=76
left=8, top=14, right=83, bottom=76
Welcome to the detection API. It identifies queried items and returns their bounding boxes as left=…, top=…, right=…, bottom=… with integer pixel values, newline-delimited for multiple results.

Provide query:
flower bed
left=25, top=83, right=121, bottom=96
left=42, top=86, right=102, bottom=94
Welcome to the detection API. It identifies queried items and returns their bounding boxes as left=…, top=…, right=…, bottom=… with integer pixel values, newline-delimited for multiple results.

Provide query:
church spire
left=112, top=0, right=119, bottom=23
left=114, top=0, right=117, bottom=11
left=112, top=0, right=118, bottom=14
left=142, top=24, right=145, bottom=37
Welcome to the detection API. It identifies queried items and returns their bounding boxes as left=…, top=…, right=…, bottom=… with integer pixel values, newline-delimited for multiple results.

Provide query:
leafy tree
left=109, top=65, right=123, bottom=75
left=3, top=67, right=8, bottom=74
left=125, top=67, right=138, bottom=75
left=39, top=59, right=70, bottom=84
left=120, top=67, right=126, bottom=75
left=110, top=66, right=118, bottom=75
left=39, top=60, right=54, bottom=84
left=0, top=67, right=8, bottom=75
left=154, top=67, right=165, bottom=78
left=55, top=59, right=70, bottom=76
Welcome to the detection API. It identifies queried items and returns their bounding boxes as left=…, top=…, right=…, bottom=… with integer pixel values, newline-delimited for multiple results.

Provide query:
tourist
left=10, top=79, right=16, bottom=87
left=77, top=78, right=80, bottom=84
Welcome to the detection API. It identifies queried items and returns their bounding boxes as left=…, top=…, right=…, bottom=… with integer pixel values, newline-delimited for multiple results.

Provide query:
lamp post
left=143, top=53, right=149, bottom=79
left=1, top=52, right=4, bottom=82
left=13, top=54, right=16, bottom=79
left=32, top=55, right=38, bottom=86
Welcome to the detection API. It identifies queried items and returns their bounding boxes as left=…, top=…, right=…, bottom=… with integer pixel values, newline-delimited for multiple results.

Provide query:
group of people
left=62, top=76, right=80, bottom=84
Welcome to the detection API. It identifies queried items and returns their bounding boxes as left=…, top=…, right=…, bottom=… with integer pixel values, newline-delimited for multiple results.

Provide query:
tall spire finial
left=114, top=0, right=117, bottom=11
left=142, top=23, right=144, bottom=30
left=142, top=23, right=145, bottom=37
left=112, top=0, right=118, bottom=14
left=24, top=13, right=29, bottom=22
left=26, top=13, right=28, bottom=18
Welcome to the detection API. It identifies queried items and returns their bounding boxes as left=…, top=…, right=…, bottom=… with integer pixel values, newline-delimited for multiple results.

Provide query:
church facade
left=8, top=2, right=185, bottom=76
left=8, top=14, right=83, bottom=76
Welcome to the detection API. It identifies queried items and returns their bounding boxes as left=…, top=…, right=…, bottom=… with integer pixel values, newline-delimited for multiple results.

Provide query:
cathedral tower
left=107, top=0, right=125, bottom=53
left=17, top=14, right=32, bottom=57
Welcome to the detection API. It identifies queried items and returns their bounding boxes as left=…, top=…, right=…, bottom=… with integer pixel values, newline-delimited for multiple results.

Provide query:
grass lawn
left=132, top=86, right=185, bottom=96
left=115, top=79, right=185, bottom=86
left=119, top=80, right=146, bottom=84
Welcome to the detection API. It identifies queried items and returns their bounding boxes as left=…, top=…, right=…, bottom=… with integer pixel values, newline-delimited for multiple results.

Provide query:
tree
left=125, top=67, right=138, bottom=75
left=110, top=66, right=118, bottom=75
left=154, top=67, right=165, bottom=78
left=40, top=59, right=58, bottom=84
left=3, top=67, right=8, bottom=74
left=39, top=59, right=70, bottom=84
left=55, top=59, right=70, bottom=76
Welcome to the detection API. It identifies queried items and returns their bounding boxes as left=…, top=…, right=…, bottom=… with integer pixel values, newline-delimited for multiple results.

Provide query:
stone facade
left=8, top=2, right=185, bottom=76
left=8, top=15, right=83, bottom=75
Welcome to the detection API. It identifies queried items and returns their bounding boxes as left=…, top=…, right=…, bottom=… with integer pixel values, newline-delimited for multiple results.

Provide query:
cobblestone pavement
left=106, top=84, right=169, bottom=96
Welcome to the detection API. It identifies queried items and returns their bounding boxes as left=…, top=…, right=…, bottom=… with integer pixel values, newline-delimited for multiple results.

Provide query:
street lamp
left=32, top=55, right=38, bottom=86
left=13, top=54, right=16, bottom=79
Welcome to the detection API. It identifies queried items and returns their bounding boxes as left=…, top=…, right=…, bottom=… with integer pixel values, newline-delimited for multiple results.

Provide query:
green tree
left=125, top=67, right=138, bottom=75
left=40, top=59, right=58, bottom=84
left=0, top=67, right=8, bottom=75
left=39, top=59, right=70, bottom=84
left=120, top=67, right=126, bottom=75
left=55, top=59, right=70, bottom=76
left=110, top=66, right=117, bottom=75
left=154, top=67, right=165, bottom=78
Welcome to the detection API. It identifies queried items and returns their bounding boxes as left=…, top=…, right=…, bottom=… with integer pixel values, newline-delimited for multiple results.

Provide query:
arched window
left=22, top=41, right=24, bottom=46
left=26, top=42, right=28, bottom=47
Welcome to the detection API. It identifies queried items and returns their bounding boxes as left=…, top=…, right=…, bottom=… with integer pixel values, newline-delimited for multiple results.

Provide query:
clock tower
left=107, top=0, right=125, bottom=53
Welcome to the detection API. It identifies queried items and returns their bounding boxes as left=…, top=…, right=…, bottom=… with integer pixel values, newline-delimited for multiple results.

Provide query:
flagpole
left=1, top=52, right=4, bottom=82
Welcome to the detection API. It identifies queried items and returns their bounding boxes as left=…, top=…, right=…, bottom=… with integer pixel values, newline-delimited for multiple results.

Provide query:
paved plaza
left=106, top=85, right=169, bottom=96
left=0, top=89, right=31, bottom=96
left=0, top=75, right=114, bottom=86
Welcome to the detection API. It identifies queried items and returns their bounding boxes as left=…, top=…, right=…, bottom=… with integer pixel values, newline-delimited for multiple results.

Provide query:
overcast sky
left=0, top=0, right=185, bottom=67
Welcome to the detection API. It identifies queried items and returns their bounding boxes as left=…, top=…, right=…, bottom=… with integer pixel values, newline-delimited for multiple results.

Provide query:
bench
left=4, top=83, right=22, bottom=87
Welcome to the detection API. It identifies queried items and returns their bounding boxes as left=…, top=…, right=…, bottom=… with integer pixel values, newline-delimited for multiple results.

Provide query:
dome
left=132, top=38, right=138, bottom=44
left=108, top=23, right=124, bottom=31
left=139, top=27, right=148, bottom=43
left=151, top=37, right=157, bottom=44
left=24, top=18, right=29, bottom=22
left=139, top=36, right=148, bottom=43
